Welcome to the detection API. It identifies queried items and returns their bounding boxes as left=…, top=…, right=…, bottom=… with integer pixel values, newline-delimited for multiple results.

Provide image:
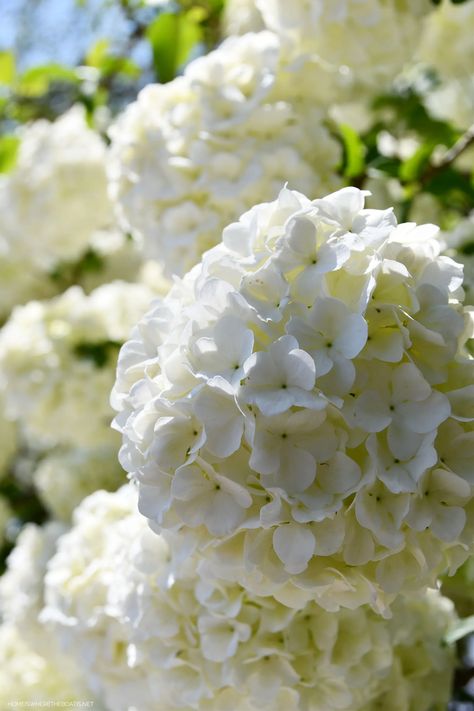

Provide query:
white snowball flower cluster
left=223, top=0, right=264, bottom=35
left=419, top=0, right=474, bottom=129
left=0, top=251, right=58, bottom=322
left=0, top=281, right=154, bottom=449
left=0, top=105, right=113, bottom=269
left=440, top=215, right=474, bottom=306
left=43, top=486, right=456, bottom=711
left=0, top=522, right=66, bottom=649
left=108, top=31, right=341, bottom=277
left=34, top=446, right=124, bottom=520
left=113, top=186, right=474, bottom=612
left=0, top=522, right=96, bottom=705
left=0, top=624, right=97, bottom=708
left=224, top=0, right=432, bottom=96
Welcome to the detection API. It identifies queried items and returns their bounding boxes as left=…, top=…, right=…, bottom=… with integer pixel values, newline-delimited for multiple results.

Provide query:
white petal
left=273, top=523, right=315, bottom=574
left=392, top=363, right=430, bottom=404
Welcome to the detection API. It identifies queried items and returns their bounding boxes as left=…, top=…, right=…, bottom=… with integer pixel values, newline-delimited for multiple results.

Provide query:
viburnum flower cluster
left=223, top=0, right=433, bottom=96
left=0, top=522, right=95, bottom=707
left=0, top=281, right=154, bottom=450
left=108, top=31, right=341, bottom=277
left=33, top=446, right=124, bottom=520
left=419, top=0, right=474, bottom=129
left=0, top=624, right=95, bottom=708
left=113, top=187, right=474, bottom=612
left=42, top=485, right=456, bottom=711
left=440, top=216, right=474, bottom=307
left=0, top=105, right=113, bottom=270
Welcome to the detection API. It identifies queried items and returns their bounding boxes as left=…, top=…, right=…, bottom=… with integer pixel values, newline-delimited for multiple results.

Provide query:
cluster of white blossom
left=34, top=446, right=124, bottom=520
left=419, top=0, right=474, bottom=129
left=0, top=280, right=154, bottom=450
left=0, top=522, right=67, bottom=648
left=223, top=0, right=432, bottom=96
left=0, top=522, right=96, bottom=706
left=0, top=252, right=58, bottom=323
left=0, top=624, right=96, bottom=708
left=113, top=187, right=474, bottom=612
left=0, top=106, right=147, bottom=322
left=108, top=31, right=341, bottom=277
left=42, top=485, right=456, bottom=711
left=0, top=105, right=113, bottom=269
left=440, top=215, right=474, bottom=307
left=223, top=0, right=264, bottom=35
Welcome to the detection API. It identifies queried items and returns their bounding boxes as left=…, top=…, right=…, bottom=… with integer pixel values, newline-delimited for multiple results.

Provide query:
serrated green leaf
left=339, top=124, right=366, bottom=179
left=147, top=11, right=203, bottom=83
left=444, top=615, right=474, bottom=646
left=0, top=51, right=15, bottom=86
left=0, top=135, right=20, bottom=174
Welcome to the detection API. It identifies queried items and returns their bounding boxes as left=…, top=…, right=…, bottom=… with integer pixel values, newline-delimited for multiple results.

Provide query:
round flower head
left=108, top=31, right=341, bottom=277
left=419, top=0, right=474, bottom=128
left=0, top=281, right=154, bottom=449
left=43, top=486, right=456, bottom=711
left=224, top=0, right=432, bottom=96
left=223, top=0, right=265, bottom=35
left=0, top=249, right=58, bottom=322
left=0, top=522, right=95, bottom=704
left=0, top=624, right=97, bottom=708
left=113, top=187, right=474, bottom=612
left=0, top=522, right=67, bottom=650
left=34, top=445, right=124, bottom=521
left=0, top=105, right=113, bottom=269
left=440, top=215, right=474, bottom=307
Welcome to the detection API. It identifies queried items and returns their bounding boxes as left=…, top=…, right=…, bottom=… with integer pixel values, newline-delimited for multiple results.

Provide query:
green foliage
left=86, top=39, right=141, bottom=80
left=74, top=340, right=122, bottom=368
left=372, top=88, right=459, bottom=146
left=147, top=10, right=203, bottom=83
left=49, top=249, right=106, bottom=291
left=16, top=64, right=80, bottom=97
left=0, top=136, right=20, bottom=174
left=339, top=124, right=366, bottom=181
left=0, top=51, right=15, bottom=87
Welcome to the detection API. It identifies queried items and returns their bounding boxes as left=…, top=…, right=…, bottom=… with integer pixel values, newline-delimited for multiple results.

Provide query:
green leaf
left=460, top=241, right=474, bottom=256
left=17, top=64, right=79, bottom=97
left=372, top=90, right=459, bottom=146
left=399, top=143, right=434, bottom=183
left=78, top=248, right=105, bottom=274
left=444, top=615, right=474, bottom=646
left=74, top=340, right=121, bottom=368
left=0, top=51, right=15, bottom=86
left=86, top=38, right=110, bottom=68
left=339, top=124, right=366, bottom=179
left=147, top=11, right=203, bottom=83
left=425, top=168, right=474, bottom=213
left=0, top=135, right=20, bottom=173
